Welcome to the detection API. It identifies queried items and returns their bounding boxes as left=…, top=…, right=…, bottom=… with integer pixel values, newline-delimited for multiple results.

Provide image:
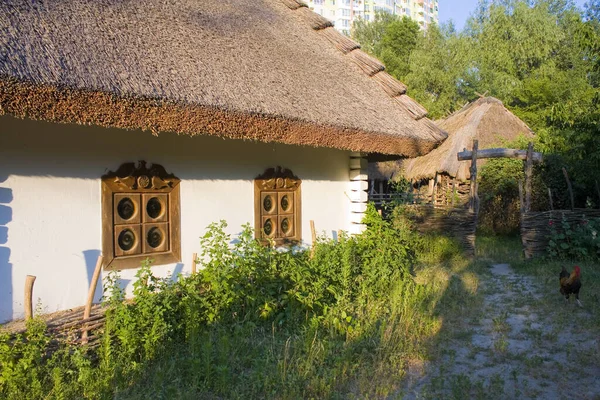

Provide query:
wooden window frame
left=254, top=167, right=302, bottom=245
left=101, top=161, right=181, bottom=270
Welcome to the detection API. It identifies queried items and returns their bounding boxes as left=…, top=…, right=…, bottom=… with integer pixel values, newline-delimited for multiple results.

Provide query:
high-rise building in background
left=307, top=0, right=439, bottom=36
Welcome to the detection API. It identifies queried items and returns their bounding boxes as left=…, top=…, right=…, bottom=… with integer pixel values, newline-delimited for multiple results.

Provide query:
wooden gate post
left=469, top=140, right=479, bottom=214
left=524, top=142, right=533, bottom=213
left=518, top=180, right=525, bottom=215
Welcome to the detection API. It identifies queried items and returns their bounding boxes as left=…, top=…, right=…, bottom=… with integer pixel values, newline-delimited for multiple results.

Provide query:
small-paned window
left=101, top=161, right=181, bottom=270
left=254, top=167, right=301, bottom=245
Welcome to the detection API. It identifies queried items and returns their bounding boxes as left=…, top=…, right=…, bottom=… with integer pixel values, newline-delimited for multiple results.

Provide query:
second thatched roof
left=0, top=0, right=446, bottom=157
left=398, top=97, right=534, bottom=181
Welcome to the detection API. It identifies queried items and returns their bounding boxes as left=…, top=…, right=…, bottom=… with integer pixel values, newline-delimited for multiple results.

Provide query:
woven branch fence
left=521, top=209, right=600, bottom=258
left=3, top=304, right=106, bottom=349
left=405, top=205, right=477, bottom=255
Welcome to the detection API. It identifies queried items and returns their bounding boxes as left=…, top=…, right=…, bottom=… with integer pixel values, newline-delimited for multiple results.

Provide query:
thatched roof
left=0, top=0, right=446, bottom=157
left=399, top=97, right=534, bottom=181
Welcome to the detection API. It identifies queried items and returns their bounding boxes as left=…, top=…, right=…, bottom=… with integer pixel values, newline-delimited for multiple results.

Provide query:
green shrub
left=0, top=205, right=442, bottom=399
left=547, top=216, right=600, bottom=259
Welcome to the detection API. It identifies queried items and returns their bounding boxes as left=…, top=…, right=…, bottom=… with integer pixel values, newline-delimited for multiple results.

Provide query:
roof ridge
left=280, top=0, right=437, bottom=125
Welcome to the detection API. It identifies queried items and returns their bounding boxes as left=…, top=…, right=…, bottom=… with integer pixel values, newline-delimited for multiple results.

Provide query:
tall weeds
left=0, top=205, right=454, bottom=399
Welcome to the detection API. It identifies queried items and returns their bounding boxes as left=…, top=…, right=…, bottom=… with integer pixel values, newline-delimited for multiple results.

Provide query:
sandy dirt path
left=400, top=263, right=600, bottom=400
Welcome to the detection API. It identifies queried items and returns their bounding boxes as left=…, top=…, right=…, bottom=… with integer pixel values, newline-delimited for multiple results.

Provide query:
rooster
left=559, top=266, right=582, bottom=307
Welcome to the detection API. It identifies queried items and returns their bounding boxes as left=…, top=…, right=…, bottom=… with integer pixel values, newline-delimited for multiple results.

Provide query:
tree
left=352, top=13, right=420, bottom=81
left=405, top=23, right=474, bottom=118
left=352, top=0, right=600, bottom=204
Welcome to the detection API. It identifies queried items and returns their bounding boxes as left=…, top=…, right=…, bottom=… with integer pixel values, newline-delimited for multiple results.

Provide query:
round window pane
left=263, top=195, right=273, bottom=212
left=281, top=218, right=290, bottom=234
left=147, top=227, right=164, bottom=248
left=281, top=195, right=290, bottom=211
left=117, top=198, right=135, bottom=220
left=146, top=197, right=163, bottom=219
left=264, top=219, right=273, bottom=236
left=118, top=229, right=136, bottom=251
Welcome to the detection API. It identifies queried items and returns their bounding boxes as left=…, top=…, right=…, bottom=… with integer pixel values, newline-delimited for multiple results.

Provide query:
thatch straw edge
left=371, top=72, right=407, bottom=97
left=280, top=0, right=307, bottom=9
left=319, top=27, right=361, bottom=54
left=290, top=2, right=435, bottom=125
left=297, top=7, right=334, bottom=29
left=393, top=95, right=428, bottom=120
left=346, top=50, right=385, bottom=76
left=0, top=77, right=439, bottom=157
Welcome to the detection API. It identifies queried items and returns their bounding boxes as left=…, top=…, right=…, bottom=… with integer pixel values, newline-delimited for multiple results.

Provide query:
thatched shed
left=402, top=97, right=534, bottom=181
left=0, top=0, right=444, bottom=323
left=368, top=97, right=534, bottom=206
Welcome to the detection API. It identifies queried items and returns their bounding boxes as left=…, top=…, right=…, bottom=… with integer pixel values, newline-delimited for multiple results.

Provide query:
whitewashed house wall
left=0, top=115, right=353, bottom=322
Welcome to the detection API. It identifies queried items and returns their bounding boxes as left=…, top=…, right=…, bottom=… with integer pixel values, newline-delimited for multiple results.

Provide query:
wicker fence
left=3, top=304, right=106, bottom=348
left=408, top=205, right=478, bottom=255
left=520, top=209, right=600, bottom=258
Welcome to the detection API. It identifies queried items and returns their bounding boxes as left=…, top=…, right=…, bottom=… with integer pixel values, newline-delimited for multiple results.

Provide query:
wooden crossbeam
left=457, top=148, right=543, bottom=163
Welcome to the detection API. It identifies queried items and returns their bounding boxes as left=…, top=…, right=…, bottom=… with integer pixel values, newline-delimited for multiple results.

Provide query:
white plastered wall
left=0, top=115, right=351, bottom=322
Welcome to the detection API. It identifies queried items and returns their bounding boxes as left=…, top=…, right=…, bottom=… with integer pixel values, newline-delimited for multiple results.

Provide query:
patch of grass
left=522, top=327, right=543, bottom=345
left=524, top=355, right=544, bottom=369
left=493, top=335, right=509, bottom=354
left=450, top=374, right=473, bottom=400
left=476, top=234, right=524, bottom=265
left=492, top=312, right=511, bottom=334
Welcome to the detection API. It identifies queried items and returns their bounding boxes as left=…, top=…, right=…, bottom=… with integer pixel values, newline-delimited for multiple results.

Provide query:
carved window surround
left=254, top=167, right=302, bottom=245
left=101, top=161, right=181, bottom=270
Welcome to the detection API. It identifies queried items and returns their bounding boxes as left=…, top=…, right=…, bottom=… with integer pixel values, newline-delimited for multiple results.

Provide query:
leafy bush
left=547, top=216, right=600, bottom=259
left=0, top=205, right=442, bottom=399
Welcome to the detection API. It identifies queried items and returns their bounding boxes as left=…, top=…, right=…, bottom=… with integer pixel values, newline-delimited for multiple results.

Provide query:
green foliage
left=406, top=23, right=476, bottom=118
left=352, top=0, right=600, bottom=200
left=478, top=157, right=524, bottom=235
left=0, top=211, right=447, bottom=398
left=546, top=216, right=600, bottom=259
left=352, top=12, right=420, bottom=80
left=0, top=319, right=50, bottom=399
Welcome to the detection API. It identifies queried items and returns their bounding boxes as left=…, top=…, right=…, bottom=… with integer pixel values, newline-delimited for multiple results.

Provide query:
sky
left=438, top=0, right=589, bottom=31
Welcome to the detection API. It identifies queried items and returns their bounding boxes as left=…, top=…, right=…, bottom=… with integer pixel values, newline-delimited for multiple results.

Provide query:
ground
left=400, top=262, right=600, bottom=400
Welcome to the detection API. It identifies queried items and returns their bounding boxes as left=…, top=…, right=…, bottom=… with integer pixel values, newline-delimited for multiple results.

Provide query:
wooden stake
left=431, top=172, right=438, bottom=205
left=310, top=220, right=316, bottom=258
left=451, top=179, right=457, bottom=208
left=24, top=275, right=36, bottom=320
left=82, top=255, right=103, bottom=344
left=547, top=187, right=554, bottom=211
left=518, top=180, right=525, bottom=215
left=562, top=167, right=575, bottom=211
left=524, top=142, right=533, bottom=213
left=469, top=140, right=479, bottom=214
left=191, top=252, right=197, bottom=274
